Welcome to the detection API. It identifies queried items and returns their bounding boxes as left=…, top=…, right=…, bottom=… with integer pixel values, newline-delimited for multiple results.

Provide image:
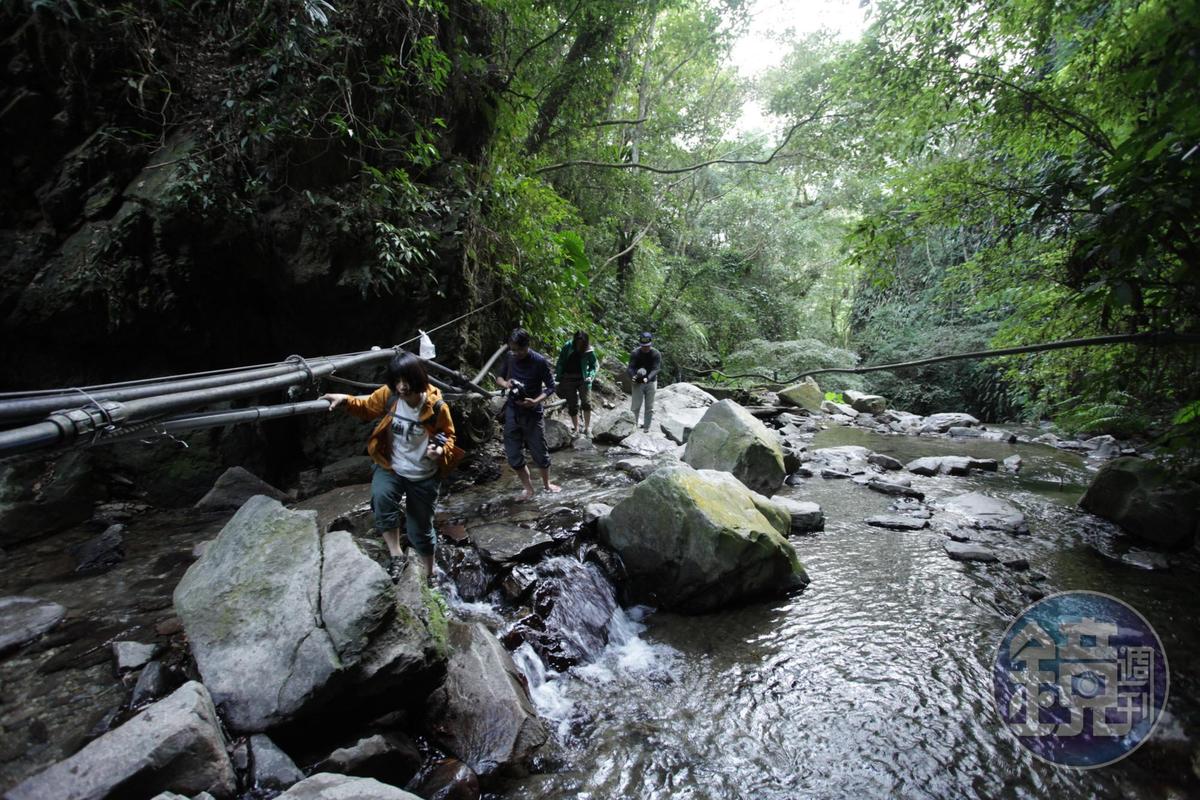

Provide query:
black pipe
left=0, top=349, right=392, bottom=456
left=101, top=400, right=334, bottom=443
left=0, top=356, right=340, bottom=425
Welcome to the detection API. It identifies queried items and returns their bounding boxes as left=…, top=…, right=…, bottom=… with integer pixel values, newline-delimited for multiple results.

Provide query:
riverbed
left=497, top=427, right=1200, bottom=799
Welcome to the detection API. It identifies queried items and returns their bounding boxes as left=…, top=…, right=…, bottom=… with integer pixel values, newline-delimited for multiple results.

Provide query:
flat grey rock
left=865, top=515, right=929, bottom=531
left=771, top=497, right=825, bottom=534
left=943, top=540, right=1000, bottom=563
left=867, top=478, right=924, bottom=500
left=276, top=773, right=422, bottom=798
left=0, top=596, right=66, bottom=656
left=113, top=640, right=160, bottom=671
left=943, top=492, right=1028, bottom=534
left=868, top=453, right=904, bottom=471
left=467, top=523, right=554, bottom=564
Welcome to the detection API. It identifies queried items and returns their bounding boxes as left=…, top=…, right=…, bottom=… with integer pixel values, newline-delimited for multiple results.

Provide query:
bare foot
left=543, top=483, right=562, bottom=493
left=517, top=488, right=535, bottom=502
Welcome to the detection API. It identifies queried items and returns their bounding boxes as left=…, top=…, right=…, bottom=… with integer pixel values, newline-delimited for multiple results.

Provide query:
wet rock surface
left=425, top=622, right=548, bottom=778
left=68, top=524, right=126, bottom=574
left=1080, top=456, right=1200, bottom=549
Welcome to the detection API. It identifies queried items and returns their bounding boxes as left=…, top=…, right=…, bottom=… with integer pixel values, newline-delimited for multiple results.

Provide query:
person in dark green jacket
left=555, top=331, right=599, bottom=437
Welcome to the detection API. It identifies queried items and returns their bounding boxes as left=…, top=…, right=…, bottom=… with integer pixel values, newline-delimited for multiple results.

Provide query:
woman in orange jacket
left=322, top=352, right=463, bottom=584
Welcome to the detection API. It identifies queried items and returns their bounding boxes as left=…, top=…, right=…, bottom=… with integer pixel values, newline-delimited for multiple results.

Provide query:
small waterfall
left=507, top=558, right=677, bottom=736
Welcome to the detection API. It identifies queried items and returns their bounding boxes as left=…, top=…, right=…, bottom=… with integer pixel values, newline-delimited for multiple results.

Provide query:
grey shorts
left=503, top=407, right=550, bottom=469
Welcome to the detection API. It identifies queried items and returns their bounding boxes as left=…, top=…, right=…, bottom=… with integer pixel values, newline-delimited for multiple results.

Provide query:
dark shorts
left=558, top=374, right=591, bottom=416
left=370, top=466, right=439, bottom=556
left=503, top=407, right=551, bottom=469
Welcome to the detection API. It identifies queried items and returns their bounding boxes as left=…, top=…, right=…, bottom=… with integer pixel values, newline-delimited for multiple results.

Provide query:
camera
left=505, top=379, right=527, bottom=399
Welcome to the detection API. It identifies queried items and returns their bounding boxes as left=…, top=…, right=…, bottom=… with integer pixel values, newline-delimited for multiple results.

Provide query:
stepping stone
left=865, top=515, right=929, bottom=531
left=943, top=540, right=999, bottom=563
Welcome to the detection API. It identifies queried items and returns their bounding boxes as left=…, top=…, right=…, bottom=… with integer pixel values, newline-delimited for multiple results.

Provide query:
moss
left=421, top=584, right=451, bottom=657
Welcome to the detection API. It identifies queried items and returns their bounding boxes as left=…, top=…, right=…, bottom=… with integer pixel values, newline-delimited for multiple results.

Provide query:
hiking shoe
left=387, top=556, right=406, bottom=583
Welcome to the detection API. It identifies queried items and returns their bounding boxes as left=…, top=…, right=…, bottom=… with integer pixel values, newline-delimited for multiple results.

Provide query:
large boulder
left=173, top=496, right=445, bottom=732
left=843, top=390, right=887, bottom=415
left=590, top=408, right=636, bottom=443
left=320, top=531, right=394, bottom=664
left=599, top=465, right=808, bottom=612
left=919, top=412, right=980, bottom=433
left=777, top=377, right=823, bottom=412
left=194, top=466, right=289, bottom=511
left=5, top=682, right=236, bottom=800
left=1080, top=457, right=1200, bottom=549
left=683, top=400, right=786, bottom=497
left=652, top=382, right=716, bottom=444
left=425, top=622, right=548, bottom=778
left=542, top=418, right=573, bottom=452
left=0, top=596, right=66, bottom=656
left=276, top=773, right=422, bottom=799
left=174, top=497, right=337, bottom=731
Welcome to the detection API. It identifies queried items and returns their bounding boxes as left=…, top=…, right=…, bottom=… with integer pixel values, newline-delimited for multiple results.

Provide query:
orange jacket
left=343, top=384, right=465, bottom=478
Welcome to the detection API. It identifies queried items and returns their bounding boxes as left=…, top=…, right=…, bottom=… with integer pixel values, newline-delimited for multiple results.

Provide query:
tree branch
left=534, top=103, right=831, bottom=175
left=684, top=332, right=1200, bottom=385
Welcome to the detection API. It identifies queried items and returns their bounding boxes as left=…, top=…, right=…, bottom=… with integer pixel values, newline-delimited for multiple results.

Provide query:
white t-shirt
left=389, top=393, right=436, bottom=479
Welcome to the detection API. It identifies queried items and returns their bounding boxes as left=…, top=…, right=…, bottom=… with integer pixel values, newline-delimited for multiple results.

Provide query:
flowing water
left=498, top=428, right=1200, bottom=799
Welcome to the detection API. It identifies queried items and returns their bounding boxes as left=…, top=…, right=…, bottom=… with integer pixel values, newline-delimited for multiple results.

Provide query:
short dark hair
left=573, top=330, right=589, bottom=349
left=509, top=328, right=531, bottom=348
left=386, top=351, right=429, bottom=394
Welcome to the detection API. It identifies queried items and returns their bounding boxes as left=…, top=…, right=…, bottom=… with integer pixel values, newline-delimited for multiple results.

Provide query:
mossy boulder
left=599, top=465, right=808, bottom=613
left=1080, top=457, right=1200, bottom=549
left=778, top=377, right=824, bottom=412
left=683, top=400, right=786, bottom=496
left=174, top=496, right=446, bottom=732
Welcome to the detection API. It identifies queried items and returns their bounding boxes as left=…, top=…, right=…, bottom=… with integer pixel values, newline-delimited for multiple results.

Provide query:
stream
left=494, top=427, right=1200, bottom=800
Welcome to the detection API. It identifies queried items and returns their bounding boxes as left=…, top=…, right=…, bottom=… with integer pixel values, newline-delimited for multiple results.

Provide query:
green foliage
left=823, top=391, right=843, bottom=403
left=822, top=0, right=1200, bottom=439
left=1052, top=393, right=1153, bottom=439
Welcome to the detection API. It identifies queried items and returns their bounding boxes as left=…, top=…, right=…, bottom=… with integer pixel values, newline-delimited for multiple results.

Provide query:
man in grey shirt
left=627, top=332, right=661, bottom=433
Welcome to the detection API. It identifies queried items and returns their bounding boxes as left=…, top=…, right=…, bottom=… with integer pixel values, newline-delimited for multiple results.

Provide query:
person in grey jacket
left=627, top=332, right=662, bottom=433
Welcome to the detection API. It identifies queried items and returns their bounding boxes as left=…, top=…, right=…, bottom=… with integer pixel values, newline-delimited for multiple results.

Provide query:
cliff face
left=1, top=0, right=505, bottom=389
left=0, top=0, right=509, bottom=525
